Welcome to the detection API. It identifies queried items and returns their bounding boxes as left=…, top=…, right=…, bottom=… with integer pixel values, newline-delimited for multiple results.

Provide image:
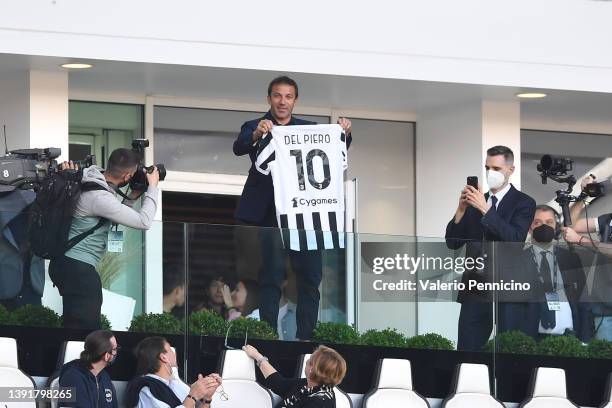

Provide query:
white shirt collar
left=145, top=373, right=169, bottom=385
left=488, top=183, right=512, bottom=206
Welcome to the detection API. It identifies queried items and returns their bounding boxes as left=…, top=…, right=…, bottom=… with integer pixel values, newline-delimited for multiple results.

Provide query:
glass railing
left=1, top=215, right=610, bottom=406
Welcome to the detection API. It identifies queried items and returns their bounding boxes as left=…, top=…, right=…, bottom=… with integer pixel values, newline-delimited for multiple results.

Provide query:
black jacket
left=233, top=111, right=352, bottom=226
left=445, top=184, right=536, bottom=302
left=59, top=359, right=118, bottom=408
left=264, top=372, right=335, bottom=408
left=0, top=190, right=45, bottom=300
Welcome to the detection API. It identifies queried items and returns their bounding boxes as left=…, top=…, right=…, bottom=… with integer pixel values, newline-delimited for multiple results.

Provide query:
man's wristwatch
left=256, top=355, right=269, bottom=367
left=186, top=394, right=197, bottom=404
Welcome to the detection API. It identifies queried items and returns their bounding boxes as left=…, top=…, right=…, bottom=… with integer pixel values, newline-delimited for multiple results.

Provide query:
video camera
left=537, top=154, right=607, bottom=226
left=0, top=148, right=95, bottom=192
left=129, top=139, right=166, bottom=191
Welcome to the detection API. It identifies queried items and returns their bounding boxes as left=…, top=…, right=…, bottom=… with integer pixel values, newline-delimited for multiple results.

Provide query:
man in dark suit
left=445, top=145, right=536, bottom=351
left=520, top=205, right=588, bottom=340
left=233, top=76, right=352, bottom=340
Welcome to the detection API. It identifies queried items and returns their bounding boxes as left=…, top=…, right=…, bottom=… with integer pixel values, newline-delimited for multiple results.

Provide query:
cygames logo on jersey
left=291, top=197, right=338, bottom=208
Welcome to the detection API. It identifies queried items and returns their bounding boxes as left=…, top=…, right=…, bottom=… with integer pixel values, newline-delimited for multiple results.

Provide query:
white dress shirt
left=137, top=374, right=191, bottom=408
left=486, top=183, right=512, bottom=209
left=531, top=244, right=573, bottom=335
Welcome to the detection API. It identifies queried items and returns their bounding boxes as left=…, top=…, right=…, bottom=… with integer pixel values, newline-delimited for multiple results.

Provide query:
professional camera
left=537, top=155, right=578, bottom=226
left=581, top=179, right=610, bottom=200
left=129, top=139, right=166, bottom=191
left=0, top=148, right=62, bottom=192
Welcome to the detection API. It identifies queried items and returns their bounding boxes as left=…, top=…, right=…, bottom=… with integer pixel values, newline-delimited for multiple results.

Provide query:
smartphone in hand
left=467, top=176, right=478, bottom=189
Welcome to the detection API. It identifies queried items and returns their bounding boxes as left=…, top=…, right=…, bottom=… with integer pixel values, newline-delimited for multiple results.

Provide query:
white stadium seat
left=0, top=337, right=37, bottom=408
left=296, top=353, right=353, bottom=408
left=519, top=367, right=579, bottom=408
left=442, top=363, right=503, bottom=408
left=362, top=358, right=429, bottom=408
left=48, top=341, right=85, bottom=408
left=211, top=349, right=273, bottom=408
left=0, top=336, right=19, bottom=368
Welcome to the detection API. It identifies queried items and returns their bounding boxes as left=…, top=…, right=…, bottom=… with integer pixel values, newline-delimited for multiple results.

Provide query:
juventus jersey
left=255, top=124, right=348, bottom=251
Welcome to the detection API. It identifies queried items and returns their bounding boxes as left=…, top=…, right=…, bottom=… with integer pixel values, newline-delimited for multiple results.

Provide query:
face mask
left=486, top=170, right=506, bottom=190
left=532, top=224, right=555, bottom=243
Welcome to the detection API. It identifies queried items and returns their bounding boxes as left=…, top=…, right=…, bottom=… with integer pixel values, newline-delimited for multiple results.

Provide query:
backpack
left=28, top=169, right=109, bottom=259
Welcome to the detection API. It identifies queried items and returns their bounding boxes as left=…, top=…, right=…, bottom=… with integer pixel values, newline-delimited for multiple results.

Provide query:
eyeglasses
left=224, top=323, right=248, bottom=350
left=217, top=384, right=229, bottom=401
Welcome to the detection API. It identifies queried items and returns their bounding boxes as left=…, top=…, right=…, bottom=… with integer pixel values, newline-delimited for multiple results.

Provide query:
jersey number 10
left=290, top=149, right=331, bottom=191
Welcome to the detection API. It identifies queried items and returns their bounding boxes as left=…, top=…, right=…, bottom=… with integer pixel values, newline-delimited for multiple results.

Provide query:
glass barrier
left=1, top=214, right=610, bottom=406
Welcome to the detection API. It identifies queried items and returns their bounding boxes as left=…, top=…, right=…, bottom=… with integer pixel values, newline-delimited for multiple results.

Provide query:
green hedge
left=484, top=331, right=537, bottom=355
left=313, top=322, right=361, bottom=345
left=587, top=339, right=612, bottom=359
left=405, top=333, right=455, bottom=351
left=9, top=305, right=61, bottom=327
left=0, top=304, right=10, bottom=325
left=537, top=335, right=587, bottom=358
left=189, top=310, right=227, bottom=336
left=129, top=313, right=183, bottom=334
left=359, top=328, right=408, bottom=347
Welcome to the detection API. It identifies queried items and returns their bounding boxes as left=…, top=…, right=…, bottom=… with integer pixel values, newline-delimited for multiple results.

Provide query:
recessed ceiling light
left=516, top=92, right=547, bottom=99
left=60, top=63, right=93, bottom=69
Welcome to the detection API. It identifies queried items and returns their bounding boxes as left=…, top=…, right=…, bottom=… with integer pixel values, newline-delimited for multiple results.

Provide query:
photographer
left=49, top=148, right=159, bottom=329
left=563, top=175, right=612, bottom=257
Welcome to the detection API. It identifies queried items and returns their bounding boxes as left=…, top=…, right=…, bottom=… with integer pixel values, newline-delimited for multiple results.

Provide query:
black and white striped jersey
left=256, top=124, right=348, bottom=251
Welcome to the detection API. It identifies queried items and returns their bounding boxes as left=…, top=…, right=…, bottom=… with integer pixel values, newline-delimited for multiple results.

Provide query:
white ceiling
left=1, top=52, right=611, bottom=132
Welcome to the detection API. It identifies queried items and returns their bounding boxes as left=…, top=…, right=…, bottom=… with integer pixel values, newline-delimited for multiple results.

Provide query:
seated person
left=126, top=336, right=221, bottom=408
left=522, top=205, right=587, bottom=340
left=196, top=276, right=230, bottom=318
left=227, top=279, right=259, bottom=320
left=59, top=330, right=119, bottom=408
left=162, top=266, right=185, bottom=319
left=244, top=344, right=346, bottom=408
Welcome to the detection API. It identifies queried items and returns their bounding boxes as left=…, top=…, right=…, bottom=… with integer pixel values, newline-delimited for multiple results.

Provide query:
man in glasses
left=59, top=330, right=120, bottom=407
left=126, top=336, right=222, bottom=408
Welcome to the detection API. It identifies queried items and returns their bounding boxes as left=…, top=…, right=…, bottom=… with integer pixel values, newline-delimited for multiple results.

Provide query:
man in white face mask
left=446, top=145, right=536, bottom=351
left=126, top=337, right=222, bottom=408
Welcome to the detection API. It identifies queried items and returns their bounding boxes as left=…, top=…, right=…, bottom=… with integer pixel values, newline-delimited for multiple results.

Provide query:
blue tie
left=491, top=196, right=498, bottom=210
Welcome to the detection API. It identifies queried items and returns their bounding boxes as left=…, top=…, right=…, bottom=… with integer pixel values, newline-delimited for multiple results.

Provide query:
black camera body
left=129, top=139, right=166, bottom=191
left=0, top=148, right=62, bottom=192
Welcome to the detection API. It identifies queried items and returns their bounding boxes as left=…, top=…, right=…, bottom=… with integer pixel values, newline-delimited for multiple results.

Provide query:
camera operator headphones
left=538, top=204, right=562, bottom=240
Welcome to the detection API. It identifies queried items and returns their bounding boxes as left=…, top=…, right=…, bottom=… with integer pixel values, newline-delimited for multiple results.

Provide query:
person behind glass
left=233, top=75, right=353, bottom=340
left=59, top=330, right=119, bottom=408
left=126, top=336, right=221, bottom=408
left=520, top=205, right=587, bottom=340
left=49, top=149, right=160, bottom=330
left=196, top=276, right=231, bottom=318
left=243, top=344, right=346, bottom=408
left=226, top=279, right=259, bottom=320
left=445, top=145, right=536, bottom=351
left=162, top=266, right=186, bottom=319
left=0, top=188, right=45, bottom=310
left=563, top=174, right=612, bottom=339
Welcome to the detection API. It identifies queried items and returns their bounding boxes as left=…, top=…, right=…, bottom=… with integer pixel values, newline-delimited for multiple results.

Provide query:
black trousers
left=0, top=285, right=41, bottom=311
left=48, top=255, right=102, bottom=330
left=258, top=226, right=323, bottom=340
left=457, top=301, right=493, bottom=351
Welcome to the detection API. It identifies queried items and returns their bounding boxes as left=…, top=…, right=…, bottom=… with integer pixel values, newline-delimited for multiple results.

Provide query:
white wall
left=1, top=1, right=612, bottom=92
left=0, top=69, right=68, bottom=158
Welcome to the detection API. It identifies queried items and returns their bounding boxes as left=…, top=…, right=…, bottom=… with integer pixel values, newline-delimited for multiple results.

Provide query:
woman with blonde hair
left=243, top=344, right=346, bottom=408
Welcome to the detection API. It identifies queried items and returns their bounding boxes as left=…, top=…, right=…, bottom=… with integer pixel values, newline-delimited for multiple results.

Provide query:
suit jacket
left=521, top=245, right=588, bottom=340
left=445, top=184, right=536, bottom=302
left=233, top=111, right=352, bottom=226
left=0, top=190, right=45, bottom=299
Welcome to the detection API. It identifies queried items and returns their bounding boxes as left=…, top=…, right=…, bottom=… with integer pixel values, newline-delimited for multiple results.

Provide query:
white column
left=0, top=69, right=68, bottom=159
